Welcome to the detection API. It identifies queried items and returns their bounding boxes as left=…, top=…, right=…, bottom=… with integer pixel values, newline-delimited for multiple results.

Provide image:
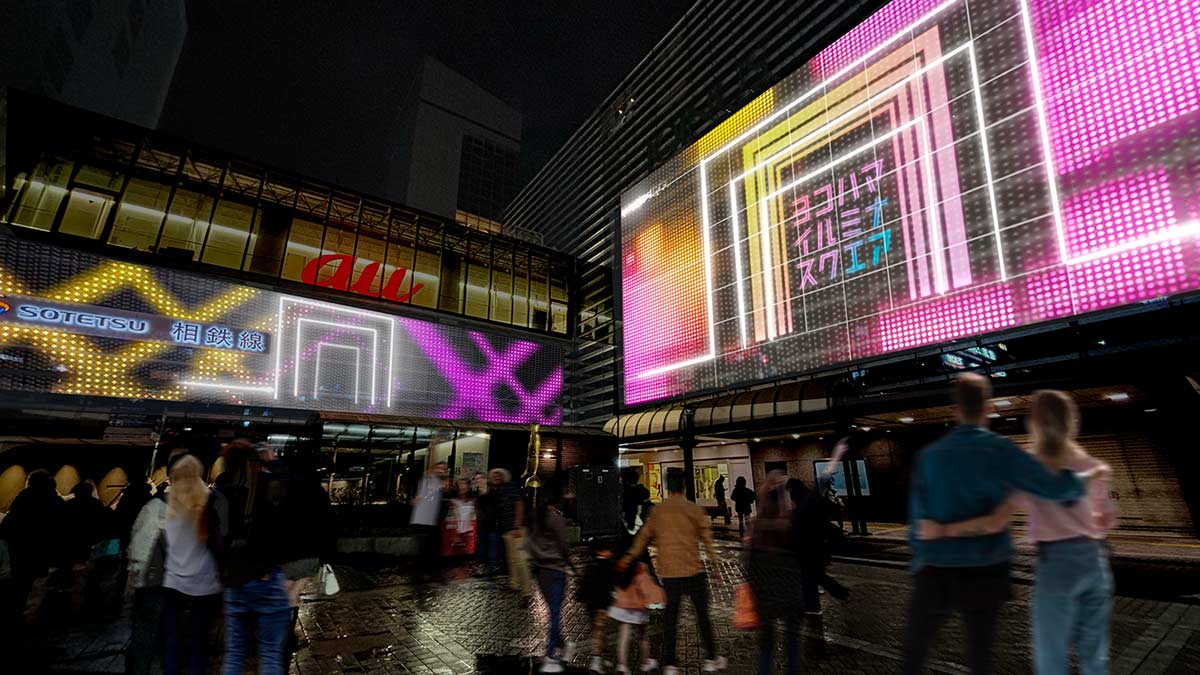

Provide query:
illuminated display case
left=0, top=234, right=564, bottom=425
left=619, top=0, right=1200, bottom=406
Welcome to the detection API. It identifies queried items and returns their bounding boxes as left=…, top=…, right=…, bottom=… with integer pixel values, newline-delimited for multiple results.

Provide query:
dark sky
left=173, top=0, right=695, bottom=186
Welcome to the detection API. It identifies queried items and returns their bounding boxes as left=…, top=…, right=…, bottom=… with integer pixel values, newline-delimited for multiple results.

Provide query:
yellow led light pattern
left=0, top=262, right=262, bottom=399
left=689, top=89, right=775, bottom=164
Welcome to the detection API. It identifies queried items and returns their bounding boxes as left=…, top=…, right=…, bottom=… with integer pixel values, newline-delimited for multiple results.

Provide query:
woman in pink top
left=920, top=390, right=1116, bottom=675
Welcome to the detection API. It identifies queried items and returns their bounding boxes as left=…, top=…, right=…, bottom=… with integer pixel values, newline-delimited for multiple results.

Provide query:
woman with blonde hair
left=162, top=454, right=224, bottom=675
left=920, top=390, right=1115, bottom=675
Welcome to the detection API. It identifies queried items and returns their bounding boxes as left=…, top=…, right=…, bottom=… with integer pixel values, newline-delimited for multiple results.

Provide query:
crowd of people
left=0, top=439, right=334, bottom=675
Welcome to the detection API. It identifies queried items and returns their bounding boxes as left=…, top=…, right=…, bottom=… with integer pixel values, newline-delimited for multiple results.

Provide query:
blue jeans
left=1033, top=538, right=1113, bottom=675
left=535, top=568, right=566, bottom=657
left=222, top=569, right=293, bottom=675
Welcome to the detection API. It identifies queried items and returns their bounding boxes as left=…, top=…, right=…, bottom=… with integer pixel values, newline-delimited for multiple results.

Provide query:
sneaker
left=539, top=657, right=564, bottom=674
left=589, top=655, right=605, bottom=673
left=702, top=656, right=727, bottom=672
left=639, top=658, right=659, bottom=673
left=662, top=667, right=679, bottom=675
left=615, top=667, right=631, bottom=675
left=561, top=640, right=577, bottom=663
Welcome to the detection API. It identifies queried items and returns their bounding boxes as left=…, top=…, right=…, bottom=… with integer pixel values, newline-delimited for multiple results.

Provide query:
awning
left=604, top=381, right=831, bottom=441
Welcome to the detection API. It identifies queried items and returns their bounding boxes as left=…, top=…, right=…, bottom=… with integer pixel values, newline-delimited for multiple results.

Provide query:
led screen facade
left=620, top=0, right=1200, bottom=406
left=0, top=235, right=564, bottom=425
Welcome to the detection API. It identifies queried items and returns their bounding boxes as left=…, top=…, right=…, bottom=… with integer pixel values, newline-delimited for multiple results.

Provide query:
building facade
left=516, top=0, right=1200, bottom=529
left=0, top=92, right=601, bottom=509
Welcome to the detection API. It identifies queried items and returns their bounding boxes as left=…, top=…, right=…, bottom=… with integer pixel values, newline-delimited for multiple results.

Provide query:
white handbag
left=318, top=563, right=340, bottom=596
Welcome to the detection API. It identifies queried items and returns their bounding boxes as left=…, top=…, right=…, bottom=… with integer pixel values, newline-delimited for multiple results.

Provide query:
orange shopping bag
left=733, top=582, right=760, bottom=630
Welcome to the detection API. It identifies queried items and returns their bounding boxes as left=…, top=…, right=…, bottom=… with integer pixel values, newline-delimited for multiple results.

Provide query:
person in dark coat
left=714, top=476, right=730, bottom=526
left=750, top=471, right=803, bottom=675
left=788, top=477, right=849, bottom=617
left=0, top=470, right=64, bottom=628
left=730, top=476, right=756, bottom=537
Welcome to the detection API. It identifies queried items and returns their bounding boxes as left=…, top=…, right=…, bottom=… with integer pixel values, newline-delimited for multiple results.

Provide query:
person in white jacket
left=125, top=449, right=187, bottom=675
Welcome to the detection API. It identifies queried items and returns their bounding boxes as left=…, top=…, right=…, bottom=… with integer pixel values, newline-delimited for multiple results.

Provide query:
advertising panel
left=619, top=0, right=1200, bottom=405
left=0, top=235, right=563, bottom=425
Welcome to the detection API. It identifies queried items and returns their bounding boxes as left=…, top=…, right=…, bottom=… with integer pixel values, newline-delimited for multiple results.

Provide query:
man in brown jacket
left=619, top=468, right=727, bottom=674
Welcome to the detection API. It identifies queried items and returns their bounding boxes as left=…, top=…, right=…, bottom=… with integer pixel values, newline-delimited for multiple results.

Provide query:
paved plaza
left=28, top=540, right=1200, bottom=675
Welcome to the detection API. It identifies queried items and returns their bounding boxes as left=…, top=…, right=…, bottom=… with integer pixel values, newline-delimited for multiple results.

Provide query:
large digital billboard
left=0, top=235, right=564, bottom=425
left=620, top=0, right=1200, bottom=406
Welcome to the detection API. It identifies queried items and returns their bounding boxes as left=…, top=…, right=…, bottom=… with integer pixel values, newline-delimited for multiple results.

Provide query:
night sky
left=166, top=0, right=695, bottom=189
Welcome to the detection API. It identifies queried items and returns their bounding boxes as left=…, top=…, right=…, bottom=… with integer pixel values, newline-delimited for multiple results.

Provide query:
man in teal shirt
left=902, top=374, right=1101, bottom=675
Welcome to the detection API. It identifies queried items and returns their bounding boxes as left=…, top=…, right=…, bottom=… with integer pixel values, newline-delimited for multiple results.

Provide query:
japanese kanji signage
left=0, top=296, right=271, bottom=353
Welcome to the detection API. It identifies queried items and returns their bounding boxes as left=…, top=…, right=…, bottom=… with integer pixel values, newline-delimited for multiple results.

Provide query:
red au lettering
left=300, top=254, right=424, bottom=303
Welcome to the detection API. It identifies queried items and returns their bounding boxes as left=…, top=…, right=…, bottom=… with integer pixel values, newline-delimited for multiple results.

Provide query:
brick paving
left=22, top=541, right=1200, bottom=674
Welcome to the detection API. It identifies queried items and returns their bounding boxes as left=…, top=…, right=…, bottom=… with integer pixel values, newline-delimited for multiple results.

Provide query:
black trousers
left=901, top=563, right=1011, bottom=675
left=662, top=573, right=716, bottom=665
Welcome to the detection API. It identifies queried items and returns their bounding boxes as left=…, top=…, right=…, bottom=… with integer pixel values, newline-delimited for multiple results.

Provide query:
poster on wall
left=619, top=0, right=1200, bottom=406
left=0, top=235, right=564, bottom=425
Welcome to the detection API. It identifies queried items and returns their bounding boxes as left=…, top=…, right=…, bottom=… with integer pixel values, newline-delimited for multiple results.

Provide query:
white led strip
left=294, top=317, right=378, bottom=405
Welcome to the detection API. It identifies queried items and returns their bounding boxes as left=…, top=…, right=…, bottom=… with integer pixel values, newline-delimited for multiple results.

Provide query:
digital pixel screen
left=619, top=0, right=1200, bottom=406
left=0, top=235, right=564, bottom=425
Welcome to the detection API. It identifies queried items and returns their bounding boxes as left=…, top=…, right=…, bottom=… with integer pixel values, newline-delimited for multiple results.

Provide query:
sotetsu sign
left=300, top=254, right=424, bottom=303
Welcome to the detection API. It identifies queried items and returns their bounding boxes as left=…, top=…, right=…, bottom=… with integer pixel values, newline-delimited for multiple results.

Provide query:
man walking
left=490, top=469, right=531, bottom=599
left=409, top=461, right=447, bottom=584
left=619, top=468, right=726, bottom=674
left=902, top=374, right=1105, bottom=674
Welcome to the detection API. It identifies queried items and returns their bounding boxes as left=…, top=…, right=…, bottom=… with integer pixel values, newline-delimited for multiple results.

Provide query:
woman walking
left=920, top=390, right=1115, bottom=675
left=525, top=483, right=574, bottom=673
left=162, top=455, right=224, bottom=675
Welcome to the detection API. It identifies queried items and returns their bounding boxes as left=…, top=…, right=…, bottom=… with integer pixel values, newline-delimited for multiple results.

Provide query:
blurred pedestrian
left=578, top=540, right=616, bottom=673
left=162, top=455, right=224, bottom=675
left=902, top=374, right=1106, bottom=675
left=444, top=478, right=477, bottom=558
left=475, top=472, right=502, bottom=573
left=215, top=439, right=319, bottom=675
left=714, top=476, right=729, bottom=526
left=52, top=480, right=115, bottom=615
left=492, top=468, right=531, bottom=598
left=731, top=476, right=756, bottom=538
left=0, top=469, right=62, bottom=628
left=127, top=449, right=190, bottom=675
left=410, top=461, right=448, bottom=584
left=920, top=390, right=1116, bottom=675
left=621, top=468, right=650, bottom=533
left=749, top=471, right=802, bottom=675
left=525, top=483, right=574, bottom=673
left=619, top=468, right=725, bottom=675
left=609, top=542, right=663, bottom=675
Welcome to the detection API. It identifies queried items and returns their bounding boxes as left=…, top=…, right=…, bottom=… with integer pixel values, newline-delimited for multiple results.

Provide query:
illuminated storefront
left=618, top=0, right=1200, bottom=407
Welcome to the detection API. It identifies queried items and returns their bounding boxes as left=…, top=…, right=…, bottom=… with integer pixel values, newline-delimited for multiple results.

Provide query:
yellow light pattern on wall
left=0, top=262, right=262, bottom=399
left=688, top=89, right=775, bottom=164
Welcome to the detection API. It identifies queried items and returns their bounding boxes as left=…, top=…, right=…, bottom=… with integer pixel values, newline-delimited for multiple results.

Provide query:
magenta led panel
left=618, top=0, right=1200, bottom=406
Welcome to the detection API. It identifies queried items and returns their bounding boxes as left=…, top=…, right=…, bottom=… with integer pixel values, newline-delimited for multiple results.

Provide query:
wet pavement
left=21, top=538, right=1200, bottom=674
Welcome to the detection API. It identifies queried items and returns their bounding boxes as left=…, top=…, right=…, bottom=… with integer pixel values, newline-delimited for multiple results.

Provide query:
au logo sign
left=300, top=254, right=424, bottom=303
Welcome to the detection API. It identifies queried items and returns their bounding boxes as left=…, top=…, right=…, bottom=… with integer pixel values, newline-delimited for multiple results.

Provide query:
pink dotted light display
left=619, top=0, right=1200, bottom=406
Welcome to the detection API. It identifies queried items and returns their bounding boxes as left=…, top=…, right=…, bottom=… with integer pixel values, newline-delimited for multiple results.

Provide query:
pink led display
left=619, top=0, right=1200, bottom=406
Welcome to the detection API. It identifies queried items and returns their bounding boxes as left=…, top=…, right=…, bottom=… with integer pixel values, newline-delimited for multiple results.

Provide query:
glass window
left=108, top=179, right=170, bottom=251
left=551, top=302, right=569, bottom=335
left=242, top=205, right=290, bottom=277
left=318, top=221, right=357, bottom=286
left=530, top=257, right=550, bottom=331
left=158, top=188, right=213, bottom=259
left=74, top=163, right=124, bottom=192
left=201, top=199, right=254, bottom=269
left=383, top=220, right=418, bottom=304
left=490, top=244, right=514, bottom=324
left=58, top=189, right=113, bottom=239
left=8, top=159, right=73, bottom=231
left=282, top=218, right=325, bottom=282
left=512, top=251, right=531, bottom=328
left=412, top=245, right=441, bottom=309
left=465, top=240, right=490, bottom=319
left=352, top=225, right=387, bottom=297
